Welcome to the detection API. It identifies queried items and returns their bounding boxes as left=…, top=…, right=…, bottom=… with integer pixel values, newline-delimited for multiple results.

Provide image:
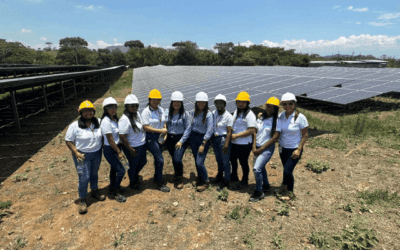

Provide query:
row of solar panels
left=131, top=66, right=400, bottom=112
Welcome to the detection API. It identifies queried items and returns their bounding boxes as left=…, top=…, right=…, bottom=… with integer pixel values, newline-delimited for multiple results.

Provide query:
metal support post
left=60, top=81, right=66, bottom=106
left=73, top=79, right=77, bottom=99
left=10, top=91, right=21, bottom=132
left=42, top=84, right=49, bottom=113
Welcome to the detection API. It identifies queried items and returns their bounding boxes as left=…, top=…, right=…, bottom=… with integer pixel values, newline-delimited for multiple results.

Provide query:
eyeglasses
left=128, top=104, right=139, bottom=108
left=282, top=102, right=294, bottom=107
left=106, top=106, right=118, bottom=110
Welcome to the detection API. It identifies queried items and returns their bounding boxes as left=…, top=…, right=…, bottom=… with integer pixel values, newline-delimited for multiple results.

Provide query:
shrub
left=217, top=188, right=229, bottom=201
left=306, top=159, right=330, bottom=174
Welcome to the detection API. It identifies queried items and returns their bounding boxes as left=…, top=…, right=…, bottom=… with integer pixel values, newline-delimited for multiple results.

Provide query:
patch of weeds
left=342, top=203, right=355, bottom=213
left=12, top=173, right=28, bottom=182
left=227, top=206, right=242, bottom=222
left=61, top=157, right=68, bottom=162
left=130, top=231, right=139, bottom=237
left=47, top=164, right=55, bottom=170
left=172, top=212, right=177, bottom=217
left=243, top=227, right=256, bottom=249
left=270, top=215, right=276, bottom=222
left=271, top=233, right=286, bottom=249
left=357, top=189, right=400, bottom=207
left=199, top=206, right=204, bottom=212
left=277, top=204, right=290, bottom=216
left=359, top=204, right=369, bottom=213
left=308, top=136, right=347, bottom=151
left=163, top=208, right=170, bottom=214
left=54, top=187, right=61, bottom=195
left=216, top=187, right=229, bottom=201
left=270, top=162, right=278, bottom=169
left=148, top=210, right=153, bottom=217
left=6, top=237, right=27, bottom=249
left=309, top=231, right=333, bottom=249
left=191, top=193, right=195, bottom=200
left=243, top=207, right=251, bottom=218
left=25, top=167, right=30, bottom=172
left=356, top=148, right=373, bottom=156
left=112, top=233, right=124, bottom=247
left=306, top=159, right=330, bottom=174
left=0, top=201, right=12, bottom=209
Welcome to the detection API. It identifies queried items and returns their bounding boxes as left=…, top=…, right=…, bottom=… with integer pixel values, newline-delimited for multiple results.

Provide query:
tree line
left=0, top=37, right=311, bottom=67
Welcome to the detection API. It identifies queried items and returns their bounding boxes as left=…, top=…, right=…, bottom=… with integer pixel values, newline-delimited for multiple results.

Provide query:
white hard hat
left=214, top=94, right=227, bottom=103
left=281, top=92, right=297, bottom=103
left=124, top=94, right=139, bottom=104
left=195, top=92, right=208, bottom=102
left=171, top=91, right=184, bottom=101
left=102, top=97, right=118, bottom=108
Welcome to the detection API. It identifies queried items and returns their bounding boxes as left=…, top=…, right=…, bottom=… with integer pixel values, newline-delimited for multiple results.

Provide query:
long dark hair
left=168, top=101, right=185, bottom=127
left=195, top=101, right=210, bottom=125
left=235, top=101, right=251, bottom=119
left=101, top=106, right=119, bottom=123
left=123, top=105, right=140, bottom=133
left=261, top=106, right=279, bottom=136
left=78, top=112, right=100, bottom=129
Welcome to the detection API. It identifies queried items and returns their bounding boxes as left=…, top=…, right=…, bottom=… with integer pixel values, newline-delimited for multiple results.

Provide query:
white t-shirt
left=256, top=116, right=281, bottom=147
left=231, top=110, right=257, bottom=145
left=278, top=111, right=309, bottom=149
left=141, top=106, right=166, bottom=129
left=65, top=118, right=103, bottom=153
left=100, top=116, right=120, bottom=146
left=213, top=110, right=234, bottom=136
left=118, top=113, right=146, bottom=147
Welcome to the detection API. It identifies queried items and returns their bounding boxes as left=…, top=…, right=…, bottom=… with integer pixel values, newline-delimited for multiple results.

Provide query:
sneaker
left=174, top=177, right=184, bottom=189
left=211, top=172, right=223, bottom=184
left=234, top=181, right=249, bottom=190
left=217, top=179, right=230, bottom=192
left=192, top=175, right=202, bottom=187
left=91, top=189, right=106, bottom=201
left=279, top=191, right=296, bottom=201
left=278, top=184, right=288, bottom=193
left=78, top=198, right=87, bottom=214
left=262, top=184, right=271, bottom=192
left=113, top=191, right=127, bottom=203
left=154, top=179, right=170, bottom=192
left=196, top=180, right=210, bottom=192
left=249, top=191, right=265, bottom=202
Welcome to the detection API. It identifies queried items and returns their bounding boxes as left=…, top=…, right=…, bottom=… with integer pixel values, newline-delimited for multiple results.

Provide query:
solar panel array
left=131, top=65, right=400, bottom=112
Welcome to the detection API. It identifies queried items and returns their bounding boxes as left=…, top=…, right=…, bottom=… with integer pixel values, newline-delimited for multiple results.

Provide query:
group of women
left=65, top=89, right=308, bottom=214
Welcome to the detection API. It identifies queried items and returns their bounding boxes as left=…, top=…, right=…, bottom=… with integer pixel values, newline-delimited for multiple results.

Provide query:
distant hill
left=106, top=45, right=129, bottom=53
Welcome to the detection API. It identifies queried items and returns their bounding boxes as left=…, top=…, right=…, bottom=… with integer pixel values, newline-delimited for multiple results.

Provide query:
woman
left=164, top=91, right=191, bottom=189
left=119, top=94, right=147, bottom=191
left=278, top=92, right=309, bottom=200
left=230, top=91, right=257, bottom=190
left=250, top=97, right=281, bottom=202
left=141, top=89, right=169, bottom=192
left=100, top=97, right=126, bottom=203
left=178, top=91, right=213, bottom=192
left=65, top=100, right=105, bottom=215
left=211, top=94, right=233, bottom=191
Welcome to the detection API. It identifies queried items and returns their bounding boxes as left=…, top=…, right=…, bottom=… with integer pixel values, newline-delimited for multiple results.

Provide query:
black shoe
left=192, top=175, right=203, bottom=187
left=108, top=186, right=115, bottom=194
left=234, top=181, right=249, bottom=190
left=262, top=184, right=271, bottom=192
left=129, top=182, right=142, bottom=190
left=91, top=189, right=106, bottom=201
left=230, top=175, right=239, bottom=182
left=217, top=179, right=230, bottom=192
left=211, top=172, right=224, bottom=184
left=154, top=180, right=170, bottom=192
left=113, top=191, right=127, bottom=203
left=249, top=191, right=265, bottom=202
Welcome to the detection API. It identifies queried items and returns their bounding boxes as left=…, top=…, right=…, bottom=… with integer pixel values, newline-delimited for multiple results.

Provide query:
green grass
left=306, top=159, right=330, bottom=174
left=357, top=189, right=400, bottom=207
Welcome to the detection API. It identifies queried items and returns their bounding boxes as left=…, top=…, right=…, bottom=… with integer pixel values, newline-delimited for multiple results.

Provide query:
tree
left=57, top=37, right=89, bottom=64
left=45, top=42, right=52, bottom=50
left=172, top=41, right=198, bottom=65
left=124, top=40, right=144, bottom=50
left=214, top=42, right=235, bottom=65
left=111, top=49, right=126, bottom=66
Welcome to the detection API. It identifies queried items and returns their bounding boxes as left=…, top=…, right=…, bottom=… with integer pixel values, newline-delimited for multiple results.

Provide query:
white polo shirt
left=118, top=113, right=146, bottom=147
left=213, top=110, right=234, bottom=136
left=231, top=110, right=257, bottom=145
left=255, top=117, right=281, bottom=147
left=100, top=116, right=120, bottom=146
left=141, top=106, right=166, bottom=129
left=278, top=111, right=309, bottom=149
left=65, top=118, right=103, bottom=153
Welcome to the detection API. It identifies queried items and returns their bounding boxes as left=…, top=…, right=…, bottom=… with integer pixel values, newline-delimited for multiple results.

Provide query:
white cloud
left=347, top=6, right=368, bottom=12
left=40, top=37, right=47, bottom=41
left=87, top=40, right=123, bottom=50
left=332, top=6, right=340, bottom=10
left=149, top=43, right=161, bottom=47
left=378, top=13, right=400, bottom=19
left=21, top=29, right=32, bottom=33
left=348, top=6, right=353, bottom=10
left=369, top=22, right=393, bottom=26
left=239, top=40, right=255, bottom=47
left=113, top=38, right=118, bottom=43
left=356, top=22, right=362, bottom=24
left=75, top=5, right=103, bottom=11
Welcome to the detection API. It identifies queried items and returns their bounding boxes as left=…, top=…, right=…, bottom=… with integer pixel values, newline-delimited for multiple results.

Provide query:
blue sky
left=1, top=0, right=400, bottom=57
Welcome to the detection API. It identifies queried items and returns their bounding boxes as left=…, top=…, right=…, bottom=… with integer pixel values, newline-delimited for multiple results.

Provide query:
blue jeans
left=189, top=131, right=210, bottom=181
left=166, top=134, right=187, bottom=177
left=72, top=149, right=102, bottom=199
left=253, top=144, right=275, bottom=192
left=279, top=147, right=303, bottom=192
left=103, top=145, right=125, bottom=191
left=211, top=135, right=231, bottom=181
left=122, top=144, right=147, bottom=185
left=146, top=132, right=164, bottom=182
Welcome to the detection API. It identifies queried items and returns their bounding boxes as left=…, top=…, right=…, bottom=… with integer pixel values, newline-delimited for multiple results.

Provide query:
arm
left=119, top=134, right=138, bottom=157
left=143, top=125, right=167, bottom=134
left=252, top=133, right=257, bottom=154
left=292, top=127, right=308, bottom=159
left=254, top=131, right=280, bottom=156
left=106, top=134, right=124, bottom=160
left=66, top=141, right=85, bottom=161
left=222, top=127, right=233, bottom=154
left=199, top=112, right=214, bottom=154
left=232, top=127, right=257, bottom=140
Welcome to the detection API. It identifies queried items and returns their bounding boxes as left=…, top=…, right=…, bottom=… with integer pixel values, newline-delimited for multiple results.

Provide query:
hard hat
left=214, top=94, right=227, bottom=103
left=195, top=92, right=208, bottom=102
left=235, top=91, right=251, bottom=102
left=265, top=96, right=280, bottom=106
left=78, top=100, right=96, bottom=111
left=281, top=92, right=297, bottom=103
left=102, top=97, right=118, bottom=108
left=171, top=91, right=184, bottom=101
left=124, top=94, right=139, bottom=104
left=148, top=89, right=162, bottom=99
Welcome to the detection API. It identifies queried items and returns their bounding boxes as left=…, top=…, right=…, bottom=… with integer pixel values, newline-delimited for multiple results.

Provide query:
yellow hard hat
left=78, top=100, right=96, bottom=111
left=235, top=91, right=251, bottom=102
left=148, top=89, right=162, bottom=99
left=265, top=96, right=280, bottom=106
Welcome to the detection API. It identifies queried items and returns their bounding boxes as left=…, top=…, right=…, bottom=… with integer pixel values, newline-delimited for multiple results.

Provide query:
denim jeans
left=103, top=145, right=125, bottom=191
left=253, top=144, right=275, bottom=192
left=166, top=133, right=187, bottom=177
left=122, top=144, right=147, bottom=185
left=189, top=131, right=210, bottom=181
left=72, top=149, right=102, bottom=199
left=230, top=143, right=252, bottom=183
left=211, top=135, right=231, bottom=181
left=146, top=132, right=164, bottom=182
left=279, top=147, right=303, bottom=192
